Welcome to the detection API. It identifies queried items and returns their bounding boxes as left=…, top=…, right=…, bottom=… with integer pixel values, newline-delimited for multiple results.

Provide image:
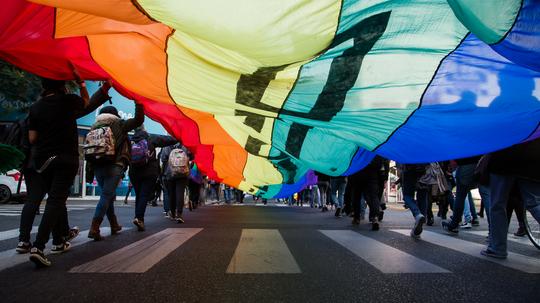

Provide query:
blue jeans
left=330, top=178, right=347, bottom=208
left=450, top=164, right=478, bottom=226
left=463, top=192, right=476, bottom=223
left=224, top=189, right=232, bottom=202
left=402, top=170, right=428, bottom=218
left=162, top=179, right=170, bottom=212
left=310, top=185, right=321, bottom=207
left=478, top=184, right=491, bottom=224
left=131, top=175, right=156, bottom=220
left=489, top=174, right=540, bottom=256
left=93, top=164, right=124, bottom=221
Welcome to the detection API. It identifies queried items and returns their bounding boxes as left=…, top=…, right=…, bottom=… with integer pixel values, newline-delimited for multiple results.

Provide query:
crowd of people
left=10, top=73, right=540, bottom=268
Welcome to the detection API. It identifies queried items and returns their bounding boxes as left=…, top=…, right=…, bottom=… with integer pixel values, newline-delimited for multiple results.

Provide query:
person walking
left=399, top=163, right=429, bottom=239
left=350, top=156, right=382, bottom=230
left=129, top=125, right=176, bottom=231
left=483, top=137, right=540, bottom=259
left=85, top=102, right=144, bottom=240
left=27, top=76, right=113, bottom=267
left=161, top=143, right=190, bottom=223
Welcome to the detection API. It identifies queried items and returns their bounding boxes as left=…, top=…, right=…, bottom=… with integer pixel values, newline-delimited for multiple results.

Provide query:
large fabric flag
left=0, top=0, right=539, bottom=198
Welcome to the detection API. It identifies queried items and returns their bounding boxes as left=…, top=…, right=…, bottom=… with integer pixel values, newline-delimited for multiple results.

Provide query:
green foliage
left=0, top=144, right=24, bottom=173
left=0, top=60, right=79, bottom=120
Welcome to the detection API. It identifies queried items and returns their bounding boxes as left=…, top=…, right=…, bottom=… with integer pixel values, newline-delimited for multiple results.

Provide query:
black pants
left=19, top=167, right=70, bottom=243
left=166, top=177, right=188, bottom=215
left=350, top=174, right=380, bottom=221
left=32, top=155, right=78, bottom=250
left=188, top=180, right=201, bottom=208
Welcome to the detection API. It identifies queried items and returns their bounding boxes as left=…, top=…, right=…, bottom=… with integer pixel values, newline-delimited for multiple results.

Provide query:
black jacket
left=129, top=130, right=177, bottom=179
left=489, top=137, right=540, bottom=182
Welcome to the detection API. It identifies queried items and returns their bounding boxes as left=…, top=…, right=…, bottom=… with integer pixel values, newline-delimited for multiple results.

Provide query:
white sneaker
left=460, top=222, right=472, bottom=229
left=50, top=242, right=71, bottom=254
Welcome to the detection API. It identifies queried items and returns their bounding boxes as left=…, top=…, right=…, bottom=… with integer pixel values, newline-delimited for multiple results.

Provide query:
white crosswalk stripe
left=70, top=228, right=202, bottom=273
left=320, top=230, right=450, bottom=273
left=0, top=227, right=131, bottom=272
left=1, top=226, right=539, bottom=274
left=227, top=229, right=301, bottom=274
left=391, top=229, right=540, bottom=274
left=0, top=204, right=130, bottom=217
left=462, top=229, right=533, bottom=246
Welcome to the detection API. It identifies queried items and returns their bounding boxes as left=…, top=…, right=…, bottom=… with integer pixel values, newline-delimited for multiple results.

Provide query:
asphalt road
left=0, top=200, right=539, bottom=303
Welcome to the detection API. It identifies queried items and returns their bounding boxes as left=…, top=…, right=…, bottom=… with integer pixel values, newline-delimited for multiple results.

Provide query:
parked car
left=0, top=170, right=26, bottom=203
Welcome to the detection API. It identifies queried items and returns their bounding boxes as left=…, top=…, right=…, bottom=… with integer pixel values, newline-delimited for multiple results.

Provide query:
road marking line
left=463, top=230, right=533, bottom=246
left=0, top=214, right=21, bottom=217
left=226, top=229, right=301, bottom=274
left=320, top=230, right=450, bottom=274
left=391, top=229, right=540, bottom=273
left=0, top=227, right=132, bottom=272
left=70, top=228, right=202, bottom=273
left=0, top=226, right=38, bottom=241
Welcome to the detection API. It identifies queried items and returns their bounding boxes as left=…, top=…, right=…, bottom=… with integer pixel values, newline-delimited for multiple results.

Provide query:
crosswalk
left=1, top=227, right=539, bottom=274
left=0, top=204, right=130, bottom=217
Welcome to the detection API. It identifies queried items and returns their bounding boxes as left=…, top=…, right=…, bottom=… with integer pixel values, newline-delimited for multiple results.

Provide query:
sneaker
left=481, top=249, right=507, bottom=259
left=471, top=219, right=480, bottom=227
left=66, top=226, right=80, bottom=242
left=29, top=247, right=51, bottom=267
left=412, top=214, right=426, bottom=237
left=427, top=217, right=434, bottom=226
left=352, top=218, right=360, bottom=226
left=16, top=241, right=32, bottom=254
left=514, top=227, right=526, bottom=237
left=176, top=216, right=185, bottom=224
left=133, top=218, right=145, bottom=231
left=335, top=207, right=342, bottom=218
left=460, top=222, right=472, bottom=229
left=410, top=229, right=421, bottom=240
left=442, top=221, right=459, bottom=235
left=51, top=242, right=71, bottom=255
left=378, top=211, right=384, bottom=222
left=380, top=203, right=387, bottom=211
left=371, top=220, right=380, bottom=231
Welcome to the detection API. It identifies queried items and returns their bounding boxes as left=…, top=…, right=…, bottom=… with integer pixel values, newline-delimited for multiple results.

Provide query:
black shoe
left=481, top=249, right=507, bottom=259
left=442, top=221, right=459, bottom=235
left=51, top=242, right=72, bottom=255
left=29, top=247, right=51, bottom=268
left=352, top=218, right=360, bottom=226
left=371, top=221, right=380, bottom=231
left=378, top=211, right=384, bottom=222
left=335, top=207, right=342, bottom=218
left=380, top=203, right=387, bottom=211
left=412, top=214, right=426, bottom=237
left=16, top=241, right=32, bottom=254
left=471, top=219, right=480, bottom=226
left=427, top=218, right=434, bottom=226
left=151, top=201, right=158, bottom=207
left=176, top=216, right=185, bottom=224
left=514, top=227, right=526, bottom=237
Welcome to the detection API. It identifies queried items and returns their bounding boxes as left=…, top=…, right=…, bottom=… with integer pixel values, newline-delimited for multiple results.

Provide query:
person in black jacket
left=87, top=103, right=144, bottom=240
left=483, top=137, right=540, bottom=259
left=27, top=76, right=113, bottom=267
left=350, top=156, right=383, bottom=230
left=129, top=125, right=176, bottom=231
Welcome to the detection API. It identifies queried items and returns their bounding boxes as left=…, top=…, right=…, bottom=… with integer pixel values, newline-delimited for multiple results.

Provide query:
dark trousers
left=351, top=174, right=380, bottom=221
left=19, top=167, right=69, bottom=243
left=166, top=178, right=188, bottom=215
left=131, top=175, right=157, bottom=220
left=188, top=180, right=201, bottom=208
left=450, top=164, right=478, bottom=226
left=32, top=155, right=78, bottom=250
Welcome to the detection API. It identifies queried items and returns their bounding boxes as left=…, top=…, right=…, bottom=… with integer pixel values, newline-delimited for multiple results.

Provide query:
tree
left=0, top=59, right=78, bottom=120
